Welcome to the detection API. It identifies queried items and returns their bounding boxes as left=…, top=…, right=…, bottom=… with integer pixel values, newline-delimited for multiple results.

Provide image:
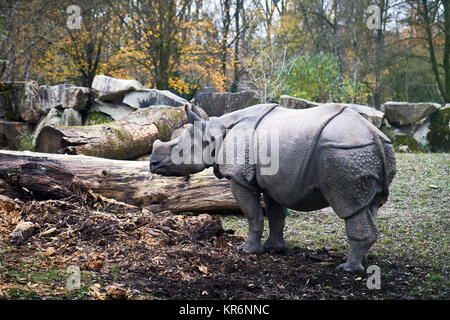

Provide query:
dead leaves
left=198, top=265, right=209, bottom=275
left=0, top=195, right=231, bottom=299
left=90, top=284, right=129, bottom=300
left=82, top=254, right=104, bottom=270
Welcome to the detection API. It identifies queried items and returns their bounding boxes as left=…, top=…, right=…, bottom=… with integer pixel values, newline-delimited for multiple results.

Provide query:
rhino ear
left=185, top=104, right=202, bottom=124
left=191, top=104, right=203, bottom=118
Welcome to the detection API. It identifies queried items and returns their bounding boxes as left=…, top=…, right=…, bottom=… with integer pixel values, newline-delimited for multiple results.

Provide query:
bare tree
left=239, top=39, right=290, bottom=103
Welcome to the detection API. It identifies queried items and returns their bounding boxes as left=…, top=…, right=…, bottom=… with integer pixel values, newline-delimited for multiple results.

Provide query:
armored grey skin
left=150, top=104, right=396, bottom=273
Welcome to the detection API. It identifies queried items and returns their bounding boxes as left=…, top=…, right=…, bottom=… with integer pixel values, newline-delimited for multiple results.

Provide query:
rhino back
left=253, top=105, right=391, bottom=211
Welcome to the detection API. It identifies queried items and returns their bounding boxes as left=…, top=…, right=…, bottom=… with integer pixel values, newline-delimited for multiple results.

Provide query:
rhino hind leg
left=230, top=180, right=265, bottom=254
left=336, top=195, right=380, bottom=273
left=263, top=195, right=287, bottom=252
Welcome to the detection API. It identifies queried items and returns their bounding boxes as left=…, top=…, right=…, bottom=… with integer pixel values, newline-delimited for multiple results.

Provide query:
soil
left=0, top=195, right=418, bottom=300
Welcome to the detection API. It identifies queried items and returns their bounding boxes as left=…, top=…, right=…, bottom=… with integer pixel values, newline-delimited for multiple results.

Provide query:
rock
left=38, top=84, right=75, bottom=115
left=398, top=145, right=410, bottom=153
left=342, top=104, right=385, bottom=128
left=382, top=101, right=440, bottom=126
left=426, top=104, right=450, bottom=152
left=413, top=118, right=431, bottom=149
left=61, top=86, right=91, bottom=110
left=32, top=108, right=64, bottom=145
left=62, top=108, right=83, bottom=126
left=83, top=110, right=114, bottom=126
left=392, top=135, right=421, bottom=152
left=279, top=95, right=319, bottom=109
left=10, top=221, right=37, bottom=245
left=0, top=120, right=34, bottom=150
left=123, top=89, right=188, bottom=109
left=90, top=99, right=135, bottom=121
left=92, top=75, right=143, bottom=101
left=193, top=90, right=260, bottom=117
left=0, top=81, right=40, bottom=123
left=380, top=123, right=422, bottom=152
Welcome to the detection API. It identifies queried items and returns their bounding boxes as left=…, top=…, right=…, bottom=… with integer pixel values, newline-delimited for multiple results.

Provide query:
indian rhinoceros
left=150, top=103, right=396, bottom=273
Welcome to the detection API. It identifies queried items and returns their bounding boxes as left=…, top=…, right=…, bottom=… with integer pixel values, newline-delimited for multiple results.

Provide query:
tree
left=0, top=0, right=60, bottom=82
left=417, top=0, right=450, bottom=102
left=111, top=0, right=193, bottom=90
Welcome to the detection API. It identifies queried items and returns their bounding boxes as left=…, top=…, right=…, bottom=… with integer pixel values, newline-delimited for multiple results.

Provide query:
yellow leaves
left=168, top=77, right=191, bottom=95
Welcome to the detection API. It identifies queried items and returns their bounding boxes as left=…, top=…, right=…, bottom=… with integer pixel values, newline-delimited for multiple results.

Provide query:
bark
left=0, top=150, right=238, bottom=214
left=221, top=0, right=231, bottom=84
left=34, top=106, right=194, bottom=160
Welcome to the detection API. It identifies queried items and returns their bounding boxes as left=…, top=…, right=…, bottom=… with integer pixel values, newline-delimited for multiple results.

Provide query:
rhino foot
left=335, top=262, right=365, bottom=274
left=263, top=237, right=287, bottom=253
left=238, top=242, right=264, bottom=254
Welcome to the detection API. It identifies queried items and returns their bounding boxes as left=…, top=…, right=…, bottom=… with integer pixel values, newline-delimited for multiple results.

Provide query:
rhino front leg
left=230, top=180, right=264, bottom=254
left=263, top=195, right=287, bottom=252
left=337, top=203, right=379, bottom=273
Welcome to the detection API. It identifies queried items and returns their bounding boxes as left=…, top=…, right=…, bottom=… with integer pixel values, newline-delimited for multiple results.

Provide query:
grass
left=222, top=153, right=450, bottom=299
left=0, top=246, right=98, bottom=299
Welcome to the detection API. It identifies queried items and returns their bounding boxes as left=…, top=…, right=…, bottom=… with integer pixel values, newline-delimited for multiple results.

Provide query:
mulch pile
left=0, top=194, right=413, bottom=299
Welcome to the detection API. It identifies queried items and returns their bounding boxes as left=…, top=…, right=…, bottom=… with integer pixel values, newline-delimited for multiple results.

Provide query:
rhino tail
left=368, top=126, right=389, bottom=205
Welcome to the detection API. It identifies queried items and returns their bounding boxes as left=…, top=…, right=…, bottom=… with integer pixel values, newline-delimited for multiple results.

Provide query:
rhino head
left=150, top=104, right=217, bottom=176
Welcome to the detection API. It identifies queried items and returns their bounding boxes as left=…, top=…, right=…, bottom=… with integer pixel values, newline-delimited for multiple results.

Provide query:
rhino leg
left=263, top=195, right=287, bottom=252
left=336, top=198, right=380, bottom=273
left=230, top=180, right=264, bottom=254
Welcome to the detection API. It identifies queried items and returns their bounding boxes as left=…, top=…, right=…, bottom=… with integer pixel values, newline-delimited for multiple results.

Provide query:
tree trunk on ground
left=35, top=106, right=198, bottom=160
left=0, top=150, right=238, bottom=214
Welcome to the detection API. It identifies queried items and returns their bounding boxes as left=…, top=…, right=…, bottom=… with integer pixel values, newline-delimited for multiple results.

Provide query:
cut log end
left=35, top=126, right=66, bottom=154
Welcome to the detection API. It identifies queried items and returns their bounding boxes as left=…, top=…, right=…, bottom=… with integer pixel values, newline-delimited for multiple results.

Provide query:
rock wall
left=1, top=78, right=448, bottom=154
left=0, top=75, right=191, bottom=152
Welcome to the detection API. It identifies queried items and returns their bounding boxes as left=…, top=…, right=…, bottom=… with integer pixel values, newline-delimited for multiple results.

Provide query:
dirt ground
left=0, top=194, right=434, bottom=300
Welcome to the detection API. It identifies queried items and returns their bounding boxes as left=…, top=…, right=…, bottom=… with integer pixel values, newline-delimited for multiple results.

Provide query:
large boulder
left=123, top=89, right=188, bottom=109
left=0, top=81, right=40, bottom=123
left=61, top=86, right=91, bottom=110
left=193, top=90, right=260, bottom=117
left=0, top=120, right=34, bottom=150
left=412, top=118, right=431, bottom=149
left=380, top=104, right=450, bottom=152
left=32, top=108, right=64, bottom=145
left=92, top=75, right=143, bottom=101
left=341, top=103, right=385, bottom=128
left=90, top=99, right=135, bottom=121
left=38, top=84, right=75, bottom=115
left=381, top=101, right=440, bottom=126
left=62, top=109, right=83, bottom=127
left=426, top=104, right=450, bottom=152
left=279, top=95, right=319, bottom=110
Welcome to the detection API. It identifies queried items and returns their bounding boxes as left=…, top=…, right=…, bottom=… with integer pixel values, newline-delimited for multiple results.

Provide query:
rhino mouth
left=150, top=161, right=166, bottom=174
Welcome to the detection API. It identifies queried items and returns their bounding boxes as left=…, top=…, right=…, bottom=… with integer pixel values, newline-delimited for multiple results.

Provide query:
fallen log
left=0, top=150, right=238, bottom=214
left=34, top=105, right=206, bottom=160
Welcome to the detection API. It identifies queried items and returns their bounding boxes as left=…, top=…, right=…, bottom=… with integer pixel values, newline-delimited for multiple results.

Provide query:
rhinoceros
left=150, top=103, right=396, bottom=273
